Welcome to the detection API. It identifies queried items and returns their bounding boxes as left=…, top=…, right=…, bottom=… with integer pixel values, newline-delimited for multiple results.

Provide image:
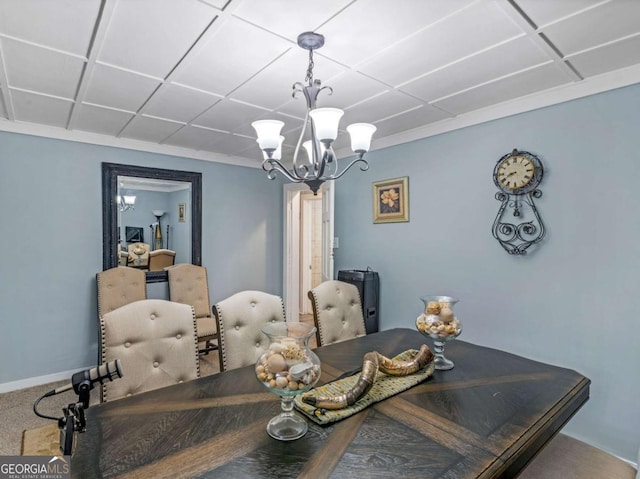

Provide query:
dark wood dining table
left=71, top=328, right=589, bottom=478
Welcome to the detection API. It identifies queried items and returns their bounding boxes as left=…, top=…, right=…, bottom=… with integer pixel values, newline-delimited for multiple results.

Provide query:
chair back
left=148, top=249, right=176, bottom=271
left=168, top=264, right=217, bottom=353
left=308, top=280, right=366, bottom=347
left=100, top=299, right=200, bottom=401
left=214, top=291, right=286, bottom=371
left=96, top=267, right=147, bottom=318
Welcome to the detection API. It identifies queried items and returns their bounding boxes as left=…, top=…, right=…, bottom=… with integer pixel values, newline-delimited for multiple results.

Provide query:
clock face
left=493, top=150, right=543, bottom=195
left=497, top=155, right=534, bottom=190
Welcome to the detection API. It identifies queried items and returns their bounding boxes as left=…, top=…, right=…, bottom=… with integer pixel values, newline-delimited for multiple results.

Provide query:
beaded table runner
left=294, top=349, right=435, bottom=425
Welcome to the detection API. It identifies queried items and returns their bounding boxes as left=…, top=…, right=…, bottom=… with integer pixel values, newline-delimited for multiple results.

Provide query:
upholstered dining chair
left=307, top=280, right=366, bottom=347
left=518, top=433, right=637, bottom=479
left=100, top=299, right=200, bottom=402
left=214, top=291, right=286, bottom=371
left=167, top=264, right=217, bottom=355
left=148, top=249, right=176, bottom=271
left=97, top=266, right=147, bottom=320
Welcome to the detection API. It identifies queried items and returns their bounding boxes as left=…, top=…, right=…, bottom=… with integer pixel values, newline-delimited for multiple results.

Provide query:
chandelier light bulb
left=308, top=107, right=343, bottom=142
left=252, top=120, right=284, bottom=151
left=263, top=136, right=285, bottom=161
left=302, top=140, right=326, bottom=163
left=346, top=123, right=377, bottom=153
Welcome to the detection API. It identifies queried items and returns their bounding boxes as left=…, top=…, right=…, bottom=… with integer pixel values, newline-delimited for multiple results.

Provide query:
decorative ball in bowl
left=416, top=295, right=461, bottom=370
left=255, top=322, right=321, bottom=441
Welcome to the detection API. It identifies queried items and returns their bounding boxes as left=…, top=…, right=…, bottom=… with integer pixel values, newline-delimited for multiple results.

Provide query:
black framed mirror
left=102, top=162, right=202, bottom=283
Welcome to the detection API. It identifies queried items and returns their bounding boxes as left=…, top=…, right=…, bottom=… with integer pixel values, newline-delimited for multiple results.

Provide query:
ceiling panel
left=400, top=36, right=550, bottom=102
left=163, top=124, right=222, bottom=150
left=72, top=103, right=135, bottom=136
left=99, top=0, right=219, bottom=78
left=0, top=0, right=100, bottom=56
left=84, top=63, right=161, bottom=112
left=192, top=98, right=269, bottom=132
left=2, top=39, right=85, bottom=99
left=120, top=115, right=185, bottom=143
left=0, top=0, right=637, bottom=168
left=173, top=16, right=292, bottom=96
left=358, top=1, right=524, bottom=87
left=142, top=82, right=222, bottom=123
left=232, top=0, right=352, bottom=42
left=567, top=34, right=640, bottom=78
left=317, top=0, right=476, bottom=66
left=514, top=0, right=604, bottom=28
left=343, top=90, right=424, bottom=125
left=432, top=63, right=570, bottom=115
left=539, top=1, right=640, bottom=55
left=372, top=105, right=451, bottom=138
left=11, top=90, right=72, bottom=127
left=199, top=132, right=257, bottom=156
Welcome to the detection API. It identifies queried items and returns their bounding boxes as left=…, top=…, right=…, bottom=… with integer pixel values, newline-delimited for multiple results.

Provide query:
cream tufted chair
left=214, top=291, right=286, bottom=371
left=148, top=249, right=176, bottom=271
left=97, top=267, right=147, bottom=319
left=100, top=299, right=200, bottom=402
left=168, top=264, right=217, bottom=355
left=308, top=280, right=366, bottom=347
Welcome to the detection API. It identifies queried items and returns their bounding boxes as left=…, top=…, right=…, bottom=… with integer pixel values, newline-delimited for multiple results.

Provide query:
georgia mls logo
left=0, top=455, right=70, bottom=479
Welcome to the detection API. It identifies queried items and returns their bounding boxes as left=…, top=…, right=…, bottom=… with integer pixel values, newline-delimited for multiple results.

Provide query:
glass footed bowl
left=416, top=295, right=462, bottom=370
left=255, top=322, right=321, bottom=441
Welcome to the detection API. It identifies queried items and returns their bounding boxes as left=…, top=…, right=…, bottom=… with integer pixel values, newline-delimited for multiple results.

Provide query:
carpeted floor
left=0, top=349, right=220, bottom=456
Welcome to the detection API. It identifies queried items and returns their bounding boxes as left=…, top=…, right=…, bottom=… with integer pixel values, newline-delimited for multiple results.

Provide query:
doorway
left=283, top=182, right=334, bottom=322
left=299, top=190, right=322, bottom=314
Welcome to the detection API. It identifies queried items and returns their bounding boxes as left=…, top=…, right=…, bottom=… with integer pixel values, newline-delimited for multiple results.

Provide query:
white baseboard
left=0, top=366, right=92, bottom=394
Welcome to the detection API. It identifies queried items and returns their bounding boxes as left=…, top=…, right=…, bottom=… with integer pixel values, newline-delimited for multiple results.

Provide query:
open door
left=321, top=180, right=335, bottom=282
left=283, top=181, right=335, bottom=321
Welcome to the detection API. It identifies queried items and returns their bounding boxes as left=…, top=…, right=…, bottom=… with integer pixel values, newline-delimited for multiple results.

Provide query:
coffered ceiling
left=0, top=0, right=639, bottom=168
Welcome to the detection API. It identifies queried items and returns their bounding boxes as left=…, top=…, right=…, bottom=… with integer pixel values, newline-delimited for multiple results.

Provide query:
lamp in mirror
left=251, top=32, right=376, bottom=195
left=152, top=210, right=166, bottom=251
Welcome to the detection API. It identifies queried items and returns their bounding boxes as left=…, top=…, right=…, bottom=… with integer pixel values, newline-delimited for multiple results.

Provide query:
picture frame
left=373, top=176, right=409, bottom=223
left=178, top=203, right=186, bottom=222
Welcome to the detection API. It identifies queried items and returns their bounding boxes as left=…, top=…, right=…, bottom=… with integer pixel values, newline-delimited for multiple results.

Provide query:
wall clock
left=492, top=148, right=545, bottom=255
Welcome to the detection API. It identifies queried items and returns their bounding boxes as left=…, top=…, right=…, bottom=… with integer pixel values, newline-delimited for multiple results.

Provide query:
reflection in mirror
left=102, top=163, right=202, bottom=283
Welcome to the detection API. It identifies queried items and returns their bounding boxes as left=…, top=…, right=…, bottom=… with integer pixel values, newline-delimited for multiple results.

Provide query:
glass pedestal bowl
left=255, top=322, right=321, bottom=441
left=416, top=295, right=462, bottom=370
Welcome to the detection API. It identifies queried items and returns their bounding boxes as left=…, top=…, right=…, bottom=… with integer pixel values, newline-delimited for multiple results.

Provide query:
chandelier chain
left=305, top=49, right=314, bottom=85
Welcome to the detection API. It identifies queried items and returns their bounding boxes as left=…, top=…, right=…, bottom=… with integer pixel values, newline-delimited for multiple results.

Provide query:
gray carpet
left=0, top=350, right=220, bottom=456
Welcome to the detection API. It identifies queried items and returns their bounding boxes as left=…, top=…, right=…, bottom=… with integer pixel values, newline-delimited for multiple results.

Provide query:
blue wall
left=334, top=83, right=640, bottom=462
left=0, top=132, right=283, bottom=384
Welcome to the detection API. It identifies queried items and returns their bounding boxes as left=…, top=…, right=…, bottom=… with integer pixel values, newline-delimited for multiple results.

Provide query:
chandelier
left=252, top=32, right=376, bottom=195
left=117, top=194, right=136, bottom=212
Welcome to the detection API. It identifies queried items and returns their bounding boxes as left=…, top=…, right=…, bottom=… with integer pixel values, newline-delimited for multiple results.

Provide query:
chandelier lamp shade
left=117, top=194, right=136, bottom=212
left=251, top=32, right=376, bottom=195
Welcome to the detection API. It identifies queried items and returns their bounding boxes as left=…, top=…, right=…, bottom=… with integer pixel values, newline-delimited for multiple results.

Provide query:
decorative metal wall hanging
left=492, top=148, right=545, bottom=255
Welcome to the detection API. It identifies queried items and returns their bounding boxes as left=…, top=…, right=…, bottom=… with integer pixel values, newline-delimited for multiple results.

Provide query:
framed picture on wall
left=373, top=176, right=409, bottom=223
left=178, top=203, right=186, bottom=222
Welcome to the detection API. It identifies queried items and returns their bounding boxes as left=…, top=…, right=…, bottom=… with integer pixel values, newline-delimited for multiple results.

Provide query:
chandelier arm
left=262, top=159, right=304, bottom=183
left=331, top=155, right=370, bottom=180
left=292, top=111, right=311, bottom=178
